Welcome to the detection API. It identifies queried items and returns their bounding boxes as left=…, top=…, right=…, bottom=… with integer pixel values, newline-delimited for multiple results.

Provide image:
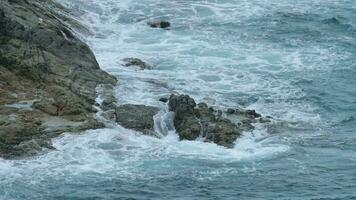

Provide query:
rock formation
left=0, top=0, right=117, bottom=158
left=168, top=94, right=269, bottom=148
left=122, top=57, right=152, bottom=70
left=115, top=104, right=159, bottom=135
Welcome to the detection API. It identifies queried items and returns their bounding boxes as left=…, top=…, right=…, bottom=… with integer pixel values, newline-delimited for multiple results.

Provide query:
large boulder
left=115, top=104, right=159, bottom=135
left=0, top=0, right=117, bottom=158
left=168, top=94, right=267, bottom=148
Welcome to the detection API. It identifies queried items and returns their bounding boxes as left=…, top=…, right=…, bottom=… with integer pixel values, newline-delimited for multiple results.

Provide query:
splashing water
left=1, top=0, right=356, bottom=199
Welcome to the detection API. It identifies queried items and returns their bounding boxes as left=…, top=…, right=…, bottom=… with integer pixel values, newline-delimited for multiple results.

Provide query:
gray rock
left=168, top=94, right=269, bottom=148
left=159, top=97, right=169, bottom=103
left=168, top=94, right=243, bottom=148
left=0, top=0, right=117, bottom=158
left=122, top=58, right=152, bottom=70
left=115, top=104, right=159, bottom=134
left=168, top=94, right=201, bottom=140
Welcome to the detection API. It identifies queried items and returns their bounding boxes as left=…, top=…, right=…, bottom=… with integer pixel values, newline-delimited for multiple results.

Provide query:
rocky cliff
left=0, top=0, right=117, bottom=158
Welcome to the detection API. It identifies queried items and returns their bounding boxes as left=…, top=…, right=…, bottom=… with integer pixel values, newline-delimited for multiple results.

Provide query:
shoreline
left=0, top=0, right=117, bottom=158
left=0, top=0, right=270, bottom=159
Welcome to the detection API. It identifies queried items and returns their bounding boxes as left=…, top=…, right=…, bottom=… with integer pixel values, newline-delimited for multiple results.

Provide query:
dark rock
left=245, top=110, right=262, bottom=118
left=168, top=94, right=243, bottom=147
left=147, top=20, right=171, bottom=29
left=168, top=94, right=201, bottom=140
left=122, top=58, right=152, bottom=70
left=227, top=108, right=235, bottom=114
left=198, top=103, right=208, bottom=109
left=259, top=117, right=272, bottom=123
left=159, top=97, right=169, bottom=103
left=115, top=104, right=159, bottom=134
left=168, top=94, right=270, bottom=147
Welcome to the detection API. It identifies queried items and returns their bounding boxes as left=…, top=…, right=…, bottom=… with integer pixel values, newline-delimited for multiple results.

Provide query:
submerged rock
left=0, top=0, right=117, bottom=158
left=122, top=58, right=152, bottom=70
left=147, top=20, right=171, bottom=29
left=159, top=97, right=169, bottom=103
left=168, top=94, right=268, bottom=148
left=115, top=104, right=159, bottom=135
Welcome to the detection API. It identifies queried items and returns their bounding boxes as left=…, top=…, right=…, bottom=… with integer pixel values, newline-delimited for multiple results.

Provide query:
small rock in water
left=147, top=20, right=171, bottom=29
left=122, top=58, right=152, bottom=70
left=159, top=97, right=169, bottom=103
left=259, top=117, right=271, bottom=123
left=245, top=109, right=262, bottom=118
left=227, top=108, right=235, bottom=114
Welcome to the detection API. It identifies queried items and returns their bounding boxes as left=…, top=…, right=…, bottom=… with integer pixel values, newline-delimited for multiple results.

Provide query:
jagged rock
left=169, top=94, right=267, bottom=148
left=147, top=20, right=171, bottom=29
left=168, top=94, right=241, bottom=147
left=0, top=0, right=117, bottom=158
left=115, top=104, right=159, bottom=135
left=168, top=94, right=201, bottom=140
left=122, top=58, right=152, bottom=70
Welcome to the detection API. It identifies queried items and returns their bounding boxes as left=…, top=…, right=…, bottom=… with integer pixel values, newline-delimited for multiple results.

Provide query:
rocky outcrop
left=122, top=58, right=152, bottom=70
left=115, top=104, right=159, bottom=135
left=0, top=0, right=117, bottom=158
left=169, top=94, right=268, bottom=148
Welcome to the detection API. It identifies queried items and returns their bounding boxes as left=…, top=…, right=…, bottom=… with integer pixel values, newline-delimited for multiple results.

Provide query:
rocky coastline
left=0, top=0, right=270, bottom=158
left=0, top=0, right=117, bottom=158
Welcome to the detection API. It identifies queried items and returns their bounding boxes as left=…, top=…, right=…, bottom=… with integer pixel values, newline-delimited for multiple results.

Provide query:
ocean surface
left=1, top=0, right=356, bottom=199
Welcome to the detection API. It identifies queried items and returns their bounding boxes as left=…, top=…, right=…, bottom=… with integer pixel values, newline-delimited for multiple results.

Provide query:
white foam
left=0, top=123, right=289, bottom=183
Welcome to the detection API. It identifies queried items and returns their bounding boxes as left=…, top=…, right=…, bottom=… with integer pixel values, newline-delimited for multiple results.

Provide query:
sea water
left=1, top=0, right=355, bottom=199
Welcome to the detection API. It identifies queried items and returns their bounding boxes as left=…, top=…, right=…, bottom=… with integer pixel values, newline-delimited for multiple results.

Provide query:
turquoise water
left=1, top=0, right=356, bottom=199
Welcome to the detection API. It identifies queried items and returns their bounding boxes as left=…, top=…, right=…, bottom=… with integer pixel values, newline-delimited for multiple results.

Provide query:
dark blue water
left=1, top=0, right=355, bottom=199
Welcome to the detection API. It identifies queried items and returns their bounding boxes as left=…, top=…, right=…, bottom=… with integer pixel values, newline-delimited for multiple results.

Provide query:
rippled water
left=1, top=0, right=356, bottom=199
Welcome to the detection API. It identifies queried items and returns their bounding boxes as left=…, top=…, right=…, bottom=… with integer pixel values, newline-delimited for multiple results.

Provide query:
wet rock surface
left=147, top=20, right=171, bottom=29
left=159, top=97, right=169, bottom=103
left=0, top=0, right=117, bottom=158
left=115, top=104, right=159, bottom=135
left=122, top=58, right=152, bottom=70
left=168, top=94, right=269, bottom=148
